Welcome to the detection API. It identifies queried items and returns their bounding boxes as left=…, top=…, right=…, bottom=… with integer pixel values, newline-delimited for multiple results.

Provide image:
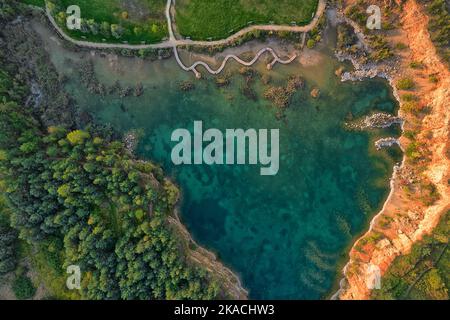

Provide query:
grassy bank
left=21, top=0, right=45, bottom=7
left=175, top=0, right=319, bottom=40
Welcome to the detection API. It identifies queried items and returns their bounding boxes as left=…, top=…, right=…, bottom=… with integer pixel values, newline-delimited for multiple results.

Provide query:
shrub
left=345, top=5, right=366, bottom=26
left=420, top=182, right=440, bottom=206
left=87, top=19, right=99, bottom=35
left=0, top=225, right=17, bottom=275
left=12, top=275, right=36, bottom=300
left=382, top=21, right=395, bottom=30
left=403, top=101, right=422, bottom=114
left=337, top=23, right=358, bottom=50
left=403, top=130, right=418, bottom=140
left=409, top=61, right=425, bottom=69
left=151, top=24, right=159, bottom=34
left=395, top=42, right=408, bottom=50
left=55, top=11, right=66, bottom=25
left=396, top=78, right=415, bottom=90
left=46, top=1, right=56, bottom=13
left=401, top=93, right=418, bottom=102
left=379, top=215, right=394, bottom=229
left=368, top=35, right=393, bottom=61
left=66, top=130, right=90, bottom=145
left=111, top=24, right=124, bottom=39
left=405, top=141, right=421, bottom=160
left=370, top=48, right=393, bottom=61
left=100, top=21, right=111, bottom=37
left=306, top=39, right=316, bottom=49
left=429, top=74, right=439, bottom=83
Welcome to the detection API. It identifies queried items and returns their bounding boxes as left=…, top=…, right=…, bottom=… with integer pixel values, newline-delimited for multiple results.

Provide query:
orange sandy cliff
left=339, top=0, right=450, bottom=300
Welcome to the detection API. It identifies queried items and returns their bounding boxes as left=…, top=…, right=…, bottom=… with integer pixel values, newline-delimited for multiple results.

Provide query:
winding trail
left=43, top=0, right=326, bottom=77
left=173, top=47, right=297, bottom=78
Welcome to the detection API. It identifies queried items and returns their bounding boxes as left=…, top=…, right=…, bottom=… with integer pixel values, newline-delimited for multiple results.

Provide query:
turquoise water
left=38, top=22, right=401, bottom=299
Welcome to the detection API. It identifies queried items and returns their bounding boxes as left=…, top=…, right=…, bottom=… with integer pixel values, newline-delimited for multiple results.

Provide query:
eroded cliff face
left=339, top=0, right=450, bottom=300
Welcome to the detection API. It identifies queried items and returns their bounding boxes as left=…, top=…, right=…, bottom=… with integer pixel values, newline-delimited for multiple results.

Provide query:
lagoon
left=37, top=21, right=401, bottom=299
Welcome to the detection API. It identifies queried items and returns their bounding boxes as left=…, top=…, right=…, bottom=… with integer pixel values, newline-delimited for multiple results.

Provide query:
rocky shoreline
left=333, top=0, right=450, bottom=300
left=374, top=137, right=401, bottom=151
left=168, top=209, right=248, bottom=300
left=346, top=112, right=403, bottom=130
left=331, top=5, right=407, bottom=299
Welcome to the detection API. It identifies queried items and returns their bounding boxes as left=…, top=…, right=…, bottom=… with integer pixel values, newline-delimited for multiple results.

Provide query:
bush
left=401, top=93, right=418, bottom=102
left=306, top=39, right=316, bottom=49
left=0, top=207, right=17, bottom=275
left=100, top=21, right=111, bottom=37
left=429, top=74, right=439, bottom=83
left=111, top=24, right=124, bottom=39
left=405, top=141, right=421, bottom=160
left=370, top=48, right=393, bottom=61
left=66, top=130, right=90, bottom=145
left=382, top=21, right=395, bottom=30
left=409, top=61, right=425, bottom=69
left=404, top=130, right=418, bottom=140
left=345, top=5, right=366, bottom=26
left=396, top=78, right=415, bottom=90
left=337, top=23, right=358, bottom=50
left=395, top=42, right=408, bottom=50
left=403, top=101, right=422, bottom=114
left=0, top=226, right=17, bottom=274
left=12, top=275, right=36, bottom=300
left=368, top=35, right=393, bottom=61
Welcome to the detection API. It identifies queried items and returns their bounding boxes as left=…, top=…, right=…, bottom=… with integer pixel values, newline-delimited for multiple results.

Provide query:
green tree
left=12, top=274, right=36, bottom=299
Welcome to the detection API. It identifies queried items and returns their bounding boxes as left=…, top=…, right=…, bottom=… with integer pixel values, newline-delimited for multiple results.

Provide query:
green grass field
left=22, top=0, right=319, bottom=44
left=21, top=0, right=45, bottom=7
left=175, top=0, right=319, bottom=40
left=43, top=0, right=168, bottom=44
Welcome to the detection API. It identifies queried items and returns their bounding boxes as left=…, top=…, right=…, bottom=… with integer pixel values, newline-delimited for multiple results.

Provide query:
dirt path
left=173, top=46, right=297, bottom=78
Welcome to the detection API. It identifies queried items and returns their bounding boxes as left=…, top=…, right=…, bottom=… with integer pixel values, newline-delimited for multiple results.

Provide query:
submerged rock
left=347, top=112, right=404, bottom=130
left=134, top=83, right=144, bottom=97
left=179, top=80, right=195, bottom=92
left=335, top=66, right=345, bottom=77
left=375, top=137, right=401, bottom=150
left=310, top=88, right=320, bottom=98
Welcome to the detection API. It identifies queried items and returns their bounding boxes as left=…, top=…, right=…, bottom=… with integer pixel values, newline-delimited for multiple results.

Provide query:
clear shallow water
left=38, top=22, right=401, bottom=299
